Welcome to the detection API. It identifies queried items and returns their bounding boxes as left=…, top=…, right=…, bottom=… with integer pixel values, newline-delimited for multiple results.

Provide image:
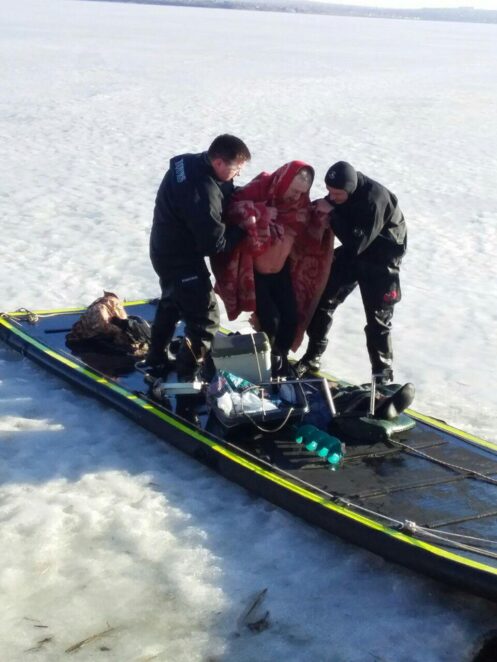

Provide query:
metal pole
left=322, top=377, right=337, bottom=416
left=369, top=373, right=378, bottom=417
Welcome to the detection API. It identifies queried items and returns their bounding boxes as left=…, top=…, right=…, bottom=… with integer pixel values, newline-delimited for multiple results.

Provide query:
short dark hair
left=207, top=134, right=251, bottom=162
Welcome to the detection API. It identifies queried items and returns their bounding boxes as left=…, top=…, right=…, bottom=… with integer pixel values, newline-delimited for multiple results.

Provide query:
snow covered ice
left=1, top=1, right=497, bottom=659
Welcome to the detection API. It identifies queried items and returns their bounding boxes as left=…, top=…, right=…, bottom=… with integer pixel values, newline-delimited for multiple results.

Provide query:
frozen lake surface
left=1, top=1, right=497, bottom=659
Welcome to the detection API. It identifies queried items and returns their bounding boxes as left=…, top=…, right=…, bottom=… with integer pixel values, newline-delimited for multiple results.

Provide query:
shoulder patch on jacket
left=174, top=158, right=187, bottom=183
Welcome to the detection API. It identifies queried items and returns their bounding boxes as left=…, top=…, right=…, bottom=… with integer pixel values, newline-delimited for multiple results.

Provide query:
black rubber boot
left=365, top=309, right=394, bottom=385
left=271, top=353, right=284, bottom=379
left=294, top=352, right=322, bottom=378
left=136, top=352, right=174, bottom=379
left=271, top=353, right=293, bottom=379
left=175, top=395, right=200, bottom=426
left=375, top=383, right=415, bottom=420
left=176, top=342, right=201, bottom=382
left=374, top=368, right=394, bottom=385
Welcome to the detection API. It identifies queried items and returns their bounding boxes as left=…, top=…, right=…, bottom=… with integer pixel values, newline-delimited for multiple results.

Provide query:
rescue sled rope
left=289, top=477, right=497, bottom=556
left=0, top=310, right=38, bottom=325
left=389, top=439, right=497, bottom=487
left=398, top=525, right=497, bottom=559
left=415, top=527, right=497, bottom=547
left=325, top=501, right=497, bottom=558
left=341, top=501, right=497, bottom=556
left=1, top=309, right=62, bottom=324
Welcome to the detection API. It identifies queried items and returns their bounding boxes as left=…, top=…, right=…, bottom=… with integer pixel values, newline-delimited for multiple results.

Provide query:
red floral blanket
left=212, top=161, right=334, bottom=350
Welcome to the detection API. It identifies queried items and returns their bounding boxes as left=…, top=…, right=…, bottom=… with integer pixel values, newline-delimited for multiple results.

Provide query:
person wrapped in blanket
left=211, top=161, right=334, bottom=377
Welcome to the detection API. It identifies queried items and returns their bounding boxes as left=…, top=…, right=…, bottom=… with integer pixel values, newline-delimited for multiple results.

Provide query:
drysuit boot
left=148, top=300, right=178, bottom=366
left=374, top=368, right=394, bottom=386
left=175, top=395, right=200, bottom=426
left=271, top=353, right=292, bottom=379
left=176, top=353, right=199, bottom=383
left=137, top=352, right=174, bottom=379
left=294, top=341, right=326, bottom=378
left=375, top=383, right=415, bottom=420
left=175, top=338, right=206, bottom=383
left=365, top=308, right=394, bottom=384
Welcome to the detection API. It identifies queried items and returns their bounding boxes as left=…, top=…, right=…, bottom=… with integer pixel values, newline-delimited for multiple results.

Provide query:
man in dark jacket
left=297, top=161, right=407, bottom=384
left=148, top=134, right=251, bottom=380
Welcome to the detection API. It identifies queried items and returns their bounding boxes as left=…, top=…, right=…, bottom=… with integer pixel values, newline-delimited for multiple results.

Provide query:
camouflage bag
left=66, top=291, right=150, bottom=357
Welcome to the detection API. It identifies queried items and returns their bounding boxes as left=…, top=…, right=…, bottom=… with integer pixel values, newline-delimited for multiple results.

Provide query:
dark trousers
left=254, top=261, right=298, bottom=356
left=307, top=250, right=401, bottom=373
left=150, top=272, right=220, bottom=377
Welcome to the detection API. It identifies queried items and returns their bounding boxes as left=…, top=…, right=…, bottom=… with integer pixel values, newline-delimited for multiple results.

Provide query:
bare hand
left=315, top=198, right=333, bottom=215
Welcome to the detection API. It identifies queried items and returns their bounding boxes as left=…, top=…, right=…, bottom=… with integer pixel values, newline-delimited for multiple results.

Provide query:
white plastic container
left=211, top=332, right=271, bottom=384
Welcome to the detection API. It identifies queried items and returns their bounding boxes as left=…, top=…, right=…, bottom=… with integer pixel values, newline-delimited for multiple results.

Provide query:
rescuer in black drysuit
left=147, top=134, right=251, bottom=381
left=297, top=161, right=407, bottom=384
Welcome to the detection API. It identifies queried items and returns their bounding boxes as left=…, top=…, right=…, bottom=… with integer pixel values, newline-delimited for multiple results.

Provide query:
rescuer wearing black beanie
left=296, top=162, right=407, bottom=385
left=324, top=161, right=358, bottom=194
